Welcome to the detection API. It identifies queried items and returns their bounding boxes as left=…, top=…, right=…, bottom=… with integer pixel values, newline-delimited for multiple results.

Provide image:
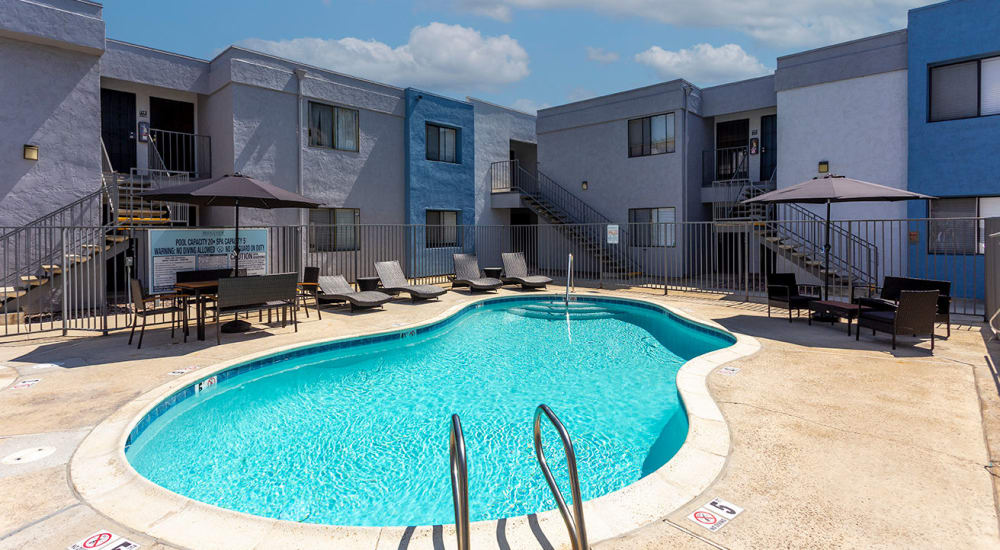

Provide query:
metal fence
left=0, top=218, right=993, bottom=337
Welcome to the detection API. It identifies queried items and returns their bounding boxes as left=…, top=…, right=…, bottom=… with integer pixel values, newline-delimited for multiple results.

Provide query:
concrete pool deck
left=0, top=287, right=998, bottom=549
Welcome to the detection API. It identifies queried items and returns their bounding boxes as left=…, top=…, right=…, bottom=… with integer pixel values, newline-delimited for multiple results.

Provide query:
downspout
left=294, top=68, right=307, bottom=276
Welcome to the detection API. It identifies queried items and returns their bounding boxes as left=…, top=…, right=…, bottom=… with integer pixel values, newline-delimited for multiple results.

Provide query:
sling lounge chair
left=453, top=254, right=502, bottom=292
left=501, top=252, right=552, bottom=289
left=317, top=275, right=392, bottom=313
left=374, top=261, right=447, bottom=300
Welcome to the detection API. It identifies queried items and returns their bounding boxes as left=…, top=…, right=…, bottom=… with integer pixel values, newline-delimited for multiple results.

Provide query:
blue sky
left=101, top=0, right=932, bottom=113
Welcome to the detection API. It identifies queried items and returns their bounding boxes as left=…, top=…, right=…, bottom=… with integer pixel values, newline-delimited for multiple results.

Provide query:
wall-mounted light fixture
left=23, top=144, right=38, bottom=161
left=581, top=180, right=589, bottom=190
left=818, top=160, right=829, bottom=174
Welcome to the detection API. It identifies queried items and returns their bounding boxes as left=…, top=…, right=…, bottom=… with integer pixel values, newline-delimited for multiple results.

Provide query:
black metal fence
left=0, top=218, right=993, bottom=337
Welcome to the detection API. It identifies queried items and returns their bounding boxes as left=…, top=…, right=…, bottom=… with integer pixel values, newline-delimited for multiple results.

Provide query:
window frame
left=927, top=55, right=1000, bottom=123
left=307, top=208, right=360, bottom=252
left=628, top=113, right=675, bottom=158
left=425, top=123, right=459, bottom=163
left=627, top=207, right=676, bottom=248
left=425, top=209, right=461, bottom=248
left=307, top=102, right=360, bottom=152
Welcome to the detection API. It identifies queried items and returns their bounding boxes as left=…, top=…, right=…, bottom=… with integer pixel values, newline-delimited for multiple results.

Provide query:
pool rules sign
left=687, top=497, right=744, bottom=532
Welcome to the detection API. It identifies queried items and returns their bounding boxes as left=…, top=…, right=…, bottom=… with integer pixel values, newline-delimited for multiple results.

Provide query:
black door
left=150, top=97, right=196, bottom=174
left=760, top=114, right=777, bottom=182
left=715, top=119, right=749, bottom=180
left=101, top=89, right=137, bottom=173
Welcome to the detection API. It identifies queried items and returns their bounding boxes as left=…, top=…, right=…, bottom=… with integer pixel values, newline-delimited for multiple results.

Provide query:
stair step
left=41, top=264, right=62, bottom=273
left=106, top=235, right=128, bottom=243
left=118, top=217, right=171, bottom=224
left=118, top=208, right=169, bottom=217
left=20, top=276, right=47, bottom=286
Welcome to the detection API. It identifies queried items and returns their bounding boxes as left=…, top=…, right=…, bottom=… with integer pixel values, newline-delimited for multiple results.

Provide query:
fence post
left=61, top=228, right=68, bottom=336
left=847, top=220, right=854, bottom=298
left=599, top=224, right=604, bottom=289
left=744, top=222, right=750, bottom=302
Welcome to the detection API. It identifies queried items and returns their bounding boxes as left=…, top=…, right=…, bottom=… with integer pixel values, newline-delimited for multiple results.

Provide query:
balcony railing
left=149, top=128, right=211, bottom=180
left=702, top=146, right=748, bottom=187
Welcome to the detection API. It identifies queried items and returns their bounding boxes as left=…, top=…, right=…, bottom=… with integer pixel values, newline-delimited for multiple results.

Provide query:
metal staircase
left=490, top=160, right=641, bottom=277
left=711, top=168, right=879, bottom=291
left=0, top=140, right=192, bottom=321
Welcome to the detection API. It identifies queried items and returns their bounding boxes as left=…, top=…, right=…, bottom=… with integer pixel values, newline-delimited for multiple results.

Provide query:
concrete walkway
left=0, top=288, right=997, bottom=549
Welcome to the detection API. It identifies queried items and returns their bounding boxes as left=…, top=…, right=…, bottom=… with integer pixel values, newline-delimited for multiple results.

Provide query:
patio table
left=808, top=300, right=870, bottom=336
left=175, top=280, right=219, bottom=341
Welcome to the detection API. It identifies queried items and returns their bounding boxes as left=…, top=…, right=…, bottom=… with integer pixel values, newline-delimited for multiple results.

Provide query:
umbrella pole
left=824, top=200, right=831, bottom=300
left=223, top=199, right=252, bottom=333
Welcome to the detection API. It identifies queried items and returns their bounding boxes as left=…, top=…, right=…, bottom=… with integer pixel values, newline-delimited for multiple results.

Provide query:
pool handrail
left=449, top=414, right=471, bottom=550
left=533, top=404, right=588, bottom=550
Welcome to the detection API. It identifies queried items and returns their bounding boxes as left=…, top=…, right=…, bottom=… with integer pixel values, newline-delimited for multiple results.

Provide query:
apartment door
left=101, top=89, right=137, bottom=173
left=150, top=97, right=195, bottom=174
left=715, top=119, right=749, bottom=180
left=760, top=114, right=777, bottom=182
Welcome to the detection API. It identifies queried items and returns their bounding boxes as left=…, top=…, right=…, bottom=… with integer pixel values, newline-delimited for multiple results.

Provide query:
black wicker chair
left=855, top=276, right=951, bottom=337
left=857, top=289, right=938, bottom=350
left=766, top=273, right=819, bottom=322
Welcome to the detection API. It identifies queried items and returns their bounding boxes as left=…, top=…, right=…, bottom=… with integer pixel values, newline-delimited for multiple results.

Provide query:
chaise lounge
left=453, top=254, right=503, bottom=292
left=316, top=275, right=392, bottom=313
left=374, top=261, right=447, bottom=300
left=501, top=252, right=552, bottom=289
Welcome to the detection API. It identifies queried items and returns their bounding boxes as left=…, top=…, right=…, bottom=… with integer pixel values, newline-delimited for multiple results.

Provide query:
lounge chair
left=453, top=254, right=502, bottom=292
left=501, top=252, right=552, bottom=289
left=316, top=275, right=392, bottom=313
left=855, top=276, right=951, bottom=337
left=374, top=261, right=447, bottom=300
left=766, top=273, right=819, bottom=322
left=857, top=290, right=938, bottom=350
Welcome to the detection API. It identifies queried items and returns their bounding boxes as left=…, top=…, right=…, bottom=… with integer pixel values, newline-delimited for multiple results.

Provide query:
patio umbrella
left=140, top=173, right=322, bottom=275
left=743, top=174, right=934, bottom=300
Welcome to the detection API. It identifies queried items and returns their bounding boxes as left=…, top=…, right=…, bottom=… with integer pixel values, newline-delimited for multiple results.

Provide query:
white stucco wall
left=470, top=98, right=536, bottom=226
left=0, top=35, right=101, bottom=227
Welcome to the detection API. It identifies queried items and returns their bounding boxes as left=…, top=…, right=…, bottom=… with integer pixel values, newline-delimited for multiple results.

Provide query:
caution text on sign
left=687, top=497, right=744, bottom=532
left=67, top=530, right=140, bottom=550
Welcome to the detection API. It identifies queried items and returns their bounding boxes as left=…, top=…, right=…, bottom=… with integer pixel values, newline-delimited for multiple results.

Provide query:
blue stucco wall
left=404, top=88, right=475, bottom=276
left=906, top=0, right=1000, bottom=302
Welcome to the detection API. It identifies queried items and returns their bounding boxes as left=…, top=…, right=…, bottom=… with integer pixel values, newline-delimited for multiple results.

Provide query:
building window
left=929, top=56, right=1000, bottom=122
left=628, top=113, right=675, bottom=157
left=628, top=207, right=676, bottom=247
left=426, top=124, right=458, bottom=163
left=928, top=198, right=979, bottom=254
left=308, top=102, right=359, bottom=151
left=308, top=208, right=359, bottom=252
left=426, top=210, right=459, bottom=248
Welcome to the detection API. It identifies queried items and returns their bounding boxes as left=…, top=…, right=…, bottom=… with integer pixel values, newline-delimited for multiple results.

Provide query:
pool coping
left=69, top=291, right=760, bottom=549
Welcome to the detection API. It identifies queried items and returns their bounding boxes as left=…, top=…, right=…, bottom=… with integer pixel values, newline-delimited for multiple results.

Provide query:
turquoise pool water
left=126, top=297, right=733, bottom=527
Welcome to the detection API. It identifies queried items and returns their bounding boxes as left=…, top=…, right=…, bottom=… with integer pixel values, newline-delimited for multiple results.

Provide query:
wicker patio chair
left=766, top=273, right=819, bottom=322
left=317, top=275, right=392, bottom=313
left=856, top=289, right=938, bottom=350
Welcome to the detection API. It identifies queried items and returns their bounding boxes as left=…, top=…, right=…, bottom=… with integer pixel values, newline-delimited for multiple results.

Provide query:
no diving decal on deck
left=687, top=497, right=744, bottom=532
left=195, top=376, right=217, bottom=394
left=11, top=378, right=40, bottom=390
left=67, top=531, right=140, bottom=550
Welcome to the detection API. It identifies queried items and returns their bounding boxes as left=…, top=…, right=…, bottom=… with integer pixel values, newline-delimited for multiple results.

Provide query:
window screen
left=628, top=207, right=676, bottom=247
left=426, top=210, right=459, bottom=247
left=426, top=124, right=458, bottom=163
left=981, top=57, right=1000, bottom=116
left=928, top=198, right=978, bottom=254
left=308, top=208, right=359, bottom=252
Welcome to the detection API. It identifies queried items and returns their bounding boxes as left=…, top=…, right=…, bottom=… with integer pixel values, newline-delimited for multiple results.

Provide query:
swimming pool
left=124, top=296, right=734, bottom=527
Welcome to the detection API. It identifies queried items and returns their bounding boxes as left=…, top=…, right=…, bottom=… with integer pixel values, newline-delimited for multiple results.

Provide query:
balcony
left=702, top=146, right=748, bottom=187
left=149, top=128, right=212, bottom=180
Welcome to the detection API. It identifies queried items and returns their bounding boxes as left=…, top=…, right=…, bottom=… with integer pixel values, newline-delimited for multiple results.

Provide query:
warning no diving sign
left=687, top=497, right=744, bottom=532
left=67, top=531, right=140, bottom=550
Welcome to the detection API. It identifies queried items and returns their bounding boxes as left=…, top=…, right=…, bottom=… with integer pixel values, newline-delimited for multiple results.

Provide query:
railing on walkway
left=703, top=146, right=749, bottom=187
left=149, top=128, right=211, bottom=180
left=0, top=218, right=990, bottom=337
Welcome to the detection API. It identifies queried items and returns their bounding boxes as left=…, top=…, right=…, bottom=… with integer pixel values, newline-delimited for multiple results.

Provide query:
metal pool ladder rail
left=565, top=253, right=574, bottom=304
left=449, top=414, right=471, bottom=550
left=533, top=404, right=588, bottom=550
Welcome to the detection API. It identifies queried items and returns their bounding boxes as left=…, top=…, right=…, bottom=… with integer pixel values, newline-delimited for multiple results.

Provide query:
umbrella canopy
left=139, top=173, right=322, bottom=209
left=741, top=174, right=935, bottom=300
left=743, top=174, right=933, bottom=204
left=139, top=173, right=321, bottom=277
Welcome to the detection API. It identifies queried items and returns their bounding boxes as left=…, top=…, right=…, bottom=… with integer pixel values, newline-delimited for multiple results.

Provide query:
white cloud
left=586, top=47, right=619, bottom=64
left=456, top=0, right=933, bottom=47
left=634, top=43, right=770, bottom=85
left=511, top=98, right=550, bottom=114
left=239, top=22, right=529, bottom=91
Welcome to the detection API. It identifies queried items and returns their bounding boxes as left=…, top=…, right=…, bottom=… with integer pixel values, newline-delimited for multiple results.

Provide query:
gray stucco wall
left=0, top=0, right=105, bottom=54
left=470, top=98, right=536, bottom=226
left=101, top=40, right=209, bottom=94
left=776, top=29, right=908, bottom=92
left=700, top=75, right=776, bottom=117
left=0, top=35, right=101, bottom=227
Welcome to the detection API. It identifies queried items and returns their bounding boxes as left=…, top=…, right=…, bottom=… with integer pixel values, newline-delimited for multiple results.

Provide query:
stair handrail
left=449, top=414, right=470, bottom=550
left=720, top=151, right=753, bottom=220
left=533, top=404, right=588, bottom=550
